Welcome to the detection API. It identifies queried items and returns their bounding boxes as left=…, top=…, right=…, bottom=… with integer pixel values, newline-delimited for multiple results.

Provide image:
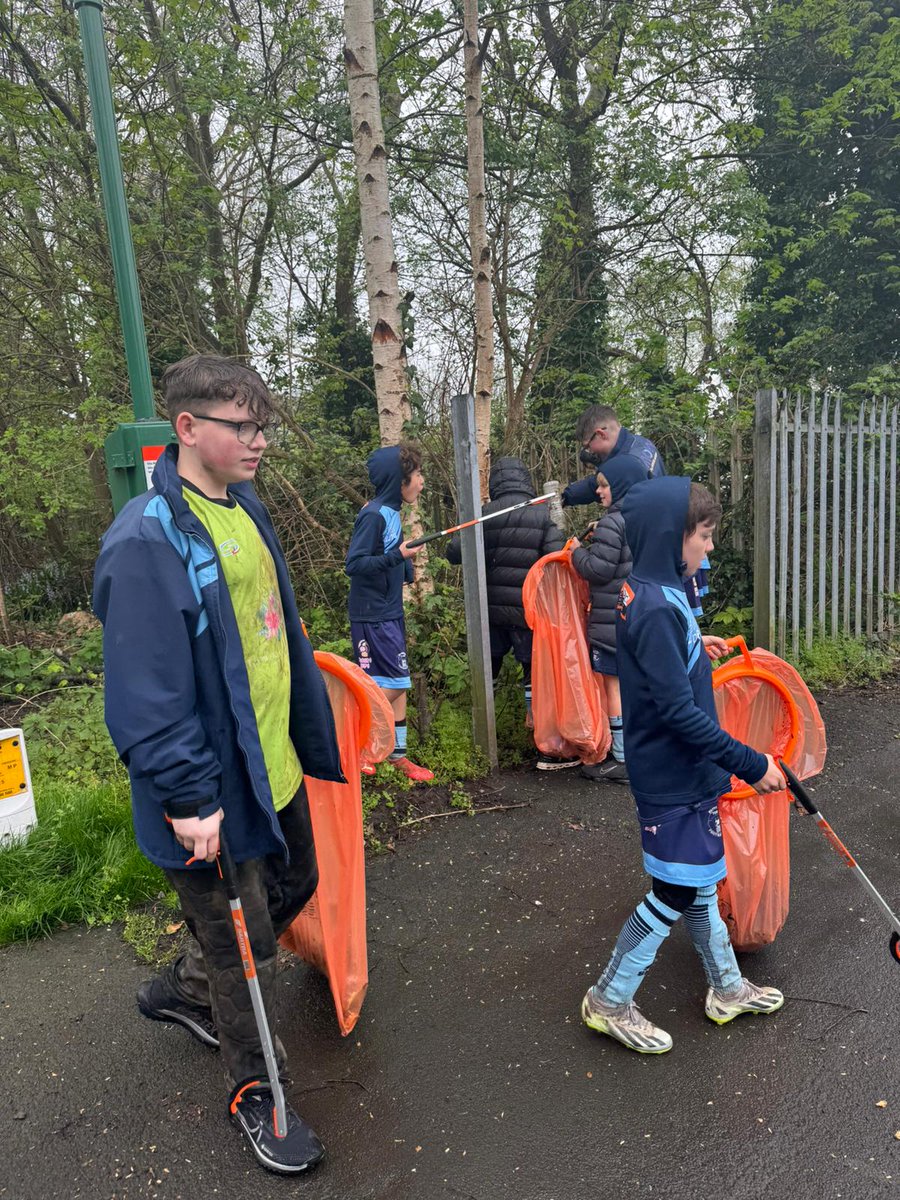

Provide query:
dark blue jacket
left=346, top=446, right=414, bottom=622
left=93, top=445, right=344, bottom=870
left=562, top=426, right=664, bottom=508
left=616, top=476, right=767, bottom=807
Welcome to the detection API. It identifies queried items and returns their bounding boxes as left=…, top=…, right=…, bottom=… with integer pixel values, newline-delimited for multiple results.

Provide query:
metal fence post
left=451, top=394, right=498, bottom=771
left=753, top=388, right=777, bottom=650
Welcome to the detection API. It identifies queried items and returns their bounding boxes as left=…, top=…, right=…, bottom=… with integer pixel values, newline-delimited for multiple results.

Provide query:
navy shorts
left=635, top=794, right=726, bottom=887
left=351, top=618, right=411, bottom=689
left=590, top=645, right=617, bottom=676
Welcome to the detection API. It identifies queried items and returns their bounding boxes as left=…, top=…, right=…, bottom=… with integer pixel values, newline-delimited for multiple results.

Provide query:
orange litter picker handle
left=779, top=760, right=900, bottom=966
left=218, top=831, right=288, bottom=1138
left=406, top=492, right=556, bottom=548
left=712, top=636, right=801, bottom=801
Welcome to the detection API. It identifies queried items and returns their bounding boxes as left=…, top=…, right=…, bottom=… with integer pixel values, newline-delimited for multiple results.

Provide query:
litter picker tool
left=216, top=829, right=289, bottom=1135
left=406, top=491, right=557, bottom=548
left=779, top=759, right=900, bottom=966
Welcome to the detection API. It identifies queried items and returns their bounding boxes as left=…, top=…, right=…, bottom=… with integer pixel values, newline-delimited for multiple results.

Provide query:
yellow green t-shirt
left=184, top=484, right=303, bottom=811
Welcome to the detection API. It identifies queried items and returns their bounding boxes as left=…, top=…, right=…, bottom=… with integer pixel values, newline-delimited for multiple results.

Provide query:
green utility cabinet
left=104, top=420, right=176, bottom=514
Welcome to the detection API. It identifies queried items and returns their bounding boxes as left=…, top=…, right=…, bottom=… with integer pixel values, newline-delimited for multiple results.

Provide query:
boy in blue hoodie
left=94, top=354, right=343, bottom=1173
left=581, top=478, right=785, bottom=1054
left=346, top=443, right=433, bottom=782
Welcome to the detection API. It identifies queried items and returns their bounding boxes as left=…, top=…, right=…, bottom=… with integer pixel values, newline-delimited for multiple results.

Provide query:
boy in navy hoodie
left=346, top=443, right=433, bottom=782
left=94, top=354, right=343, bottom=1173
left=581, top=478, right=785, bottom=1054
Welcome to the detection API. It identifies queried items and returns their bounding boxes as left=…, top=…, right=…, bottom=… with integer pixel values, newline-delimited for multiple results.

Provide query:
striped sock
left=596, top=891, right=682, bottom=1006
left=610, top=715, right=624, bottom=762
left=389, top=721, right=407, bottom=761
left=682, top=884, right=741, bottom=993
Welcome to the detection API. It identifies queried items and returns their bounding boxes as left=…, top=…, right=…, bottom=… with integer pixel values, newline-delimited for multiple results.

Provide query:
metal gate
left=753, top=388, right=899, bottom=656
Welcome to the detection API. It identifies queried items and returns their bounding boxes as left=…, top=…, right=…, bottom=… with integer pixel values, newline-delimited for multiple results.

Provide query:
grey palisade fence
left=753, top=388, right=899, bottom=657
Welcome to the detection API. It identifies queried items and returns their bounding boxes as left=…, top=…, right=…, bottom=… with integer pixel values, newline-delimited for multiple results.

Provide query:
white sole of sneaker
left=230, top=1113, right=325, bottom=1175
left=705, top=993, right=785, bottom=1025
left=536, top=760, right=582, bottom=771
left=138, top=1001, right=220, bottom=1048
left=581, top=1000, right=673, bottom=1054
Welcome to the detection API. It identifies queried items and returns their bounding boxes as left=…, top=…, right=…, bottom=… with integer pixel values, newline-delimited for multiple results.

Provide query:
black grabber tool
left=217, top=830, right=289, bottom=1135
left=779, top=760, right=900, bottom=966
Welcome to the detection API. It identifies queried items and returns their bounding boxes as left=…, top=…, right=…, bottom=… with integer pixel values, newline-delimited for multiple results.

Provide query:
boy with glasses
left=94, top=353, right=342, bottom=1174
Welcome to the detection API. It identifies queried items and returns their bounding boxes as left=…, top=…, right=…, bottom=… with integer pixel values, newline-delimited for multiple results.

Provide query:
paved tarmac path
left=1, top=683, right=898, bottom=1200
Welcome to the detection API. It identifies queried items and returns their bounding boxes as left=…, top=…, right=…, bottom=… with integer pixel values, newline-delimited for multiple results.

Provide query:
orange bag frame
left=712, top=636, right=800, bottom=799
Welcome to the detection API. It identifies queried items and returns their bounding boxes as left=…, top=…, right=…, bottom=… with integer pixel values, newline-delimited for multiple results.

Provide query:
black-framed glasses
left=187, top=413, right=278, bottom=446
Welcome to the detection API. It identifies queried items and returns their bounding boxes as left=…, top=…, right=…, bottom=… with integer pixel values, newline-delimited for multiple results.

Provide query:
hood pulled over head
left=599, top=456, right=649, bottom=506
left=621, top=476, right=691, bottom=585
left=488, top=457, right=536, bottom=502
left=367, top=445, right=404, bottom=509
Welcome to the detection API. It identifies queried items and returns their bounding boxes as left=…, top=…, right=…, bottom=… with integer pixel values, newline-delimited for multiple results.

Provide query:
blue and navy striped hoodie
left=617, top=477, right=767, bottom=807
left=345, top=446, right=414, bottom=622
left=93, top=445, right=344, bottom=870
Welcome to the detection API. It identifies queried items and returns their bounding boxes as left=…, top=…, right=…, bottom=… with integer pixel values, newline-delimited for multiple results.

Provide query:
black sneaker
left=229, top=1081, right=325, bottom=1175
left=580, top=758, right=629, bottom=783
left=137, top=975, right=219, bottom=1049
left=536, top=754, right=582, bottom=771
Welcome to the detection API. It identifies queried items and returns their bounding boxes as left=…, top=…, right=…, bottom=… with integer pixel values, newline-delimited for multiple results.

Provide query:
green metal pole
left=74, top=0, right=154, bottom=421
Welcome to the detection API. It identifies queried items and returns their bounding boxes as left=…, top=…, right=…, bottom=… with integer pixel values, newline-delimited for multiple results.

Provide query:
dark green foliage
left=739, top=0, right=899, bottom=388
left=796, top=635, right=898, bottom=689
left=20, top=690, right=121, bottom=783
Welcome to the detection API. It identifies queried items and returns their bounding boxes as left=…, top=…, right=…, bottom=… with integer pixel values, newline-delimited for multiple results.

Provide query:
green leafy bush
left=795, top=636, right=898, bottom=691
left=20, top=689, right=122, bottom=782
left=708, top=605, right=754, bottom=644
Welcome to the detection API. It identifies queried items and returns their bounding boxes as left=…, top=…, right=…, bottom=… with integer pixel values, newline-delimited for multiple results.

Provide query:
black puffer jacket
left=447, top=457, right=565, bottom=628
left=571, top=509, right=630, bottom=654
left=570, top=455, right=647, bottom=654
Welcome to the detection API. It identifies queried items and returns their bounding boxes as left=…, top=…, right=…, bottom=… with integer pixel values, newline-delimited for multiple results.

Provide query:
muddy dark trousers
left=162, top=784, right=318, bottom=1087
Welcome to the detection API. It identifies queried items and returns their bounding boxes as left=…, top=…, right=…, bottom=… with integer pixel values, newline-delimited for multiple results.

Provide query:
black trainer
left=229, top=1081, right=325, bottom=1175
left=137, top=975, right=220, bottom=1049
left=580, top=757, right=629, bottom=783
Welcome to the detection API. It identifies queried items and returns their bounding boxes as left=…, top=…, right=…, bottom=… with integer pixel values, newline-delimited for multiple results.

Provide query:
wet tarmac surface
left=1, top=684, right=898, bottom=1199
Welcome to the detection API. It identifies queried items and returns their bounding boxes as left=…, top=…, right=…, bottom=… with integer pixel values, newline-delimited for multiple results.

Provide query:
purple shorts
left=351, top=618, right=411, bottom=689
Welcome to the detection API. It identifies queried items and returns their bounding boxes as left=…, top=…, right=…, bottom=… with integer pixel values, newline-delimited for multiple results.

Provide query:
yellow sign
left=0, top=734, right=27, bottom=802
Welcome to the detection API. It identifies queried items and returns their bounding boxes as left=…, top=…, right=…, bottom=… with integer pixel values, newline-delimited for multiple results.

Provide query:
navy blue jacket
left=93, top=445, right=344, bottom=870
left=616, top=476, right=767, bottom=807
left=562, top=426, right=664, bottom=508
left=346, top=446, right=414, bottom=622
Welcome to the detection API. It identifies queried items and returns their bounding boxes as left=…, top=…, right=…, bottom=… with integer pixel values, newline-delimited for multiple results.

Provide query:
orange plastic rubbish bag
left=522, top=545, right=610, bottom=765
left=278, top=651, right=394, bottom=1035
left=712, top=638, right=827, bottom=951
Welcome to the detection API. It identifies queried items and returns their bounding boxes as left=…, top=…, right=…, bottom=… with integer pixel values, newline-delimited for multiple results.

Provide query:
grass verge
left=0, top=778, right=170, bottom=945
left=795, top=635, right=899, bottom=691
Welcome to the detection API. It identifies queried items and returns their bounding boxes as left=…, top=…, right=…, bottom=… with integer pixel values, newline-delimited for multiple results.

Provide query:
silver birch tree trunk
left=343, top=0, right=411, bottom=446
left=463, top=0, right=493, bottom=501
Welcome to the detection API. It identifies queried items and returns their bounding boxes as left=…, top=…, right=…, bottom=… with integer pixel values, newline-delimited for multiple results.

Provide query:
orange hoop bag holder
left=279, top=651, right=394, bottom=1035
left=522, top=545, right=611, bottom=765
left=712, top=637, right=826, bottom=951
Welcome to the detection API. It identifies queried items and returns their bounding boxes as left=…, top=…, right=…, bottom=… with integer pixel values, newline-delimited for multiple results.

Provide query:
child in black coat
left=570, top=455, right=649, bottom=783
